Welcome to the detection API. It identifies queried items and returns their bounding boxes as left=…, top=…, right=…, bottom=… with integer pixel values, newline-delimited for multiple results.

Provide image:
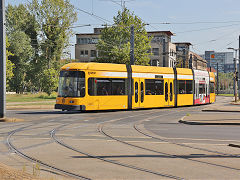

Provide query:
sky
left=6, top=0, right=240, bottom=59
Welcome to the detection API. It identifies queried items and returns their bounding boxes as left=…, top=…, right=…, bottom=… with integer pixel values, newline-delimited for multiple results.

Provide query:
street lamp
left=227, top=47, right=239, bottom=102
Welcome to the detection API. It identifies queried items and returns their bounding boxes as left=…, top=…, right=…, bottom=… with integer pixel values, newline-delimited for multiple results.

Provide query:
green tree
left=6, top=1, right=77, bottom=94
left=8, top=31, right=34, bottom=93
left=96, top=8, right=151, bottom=65
left=28, top=0, right=77, bottom=95
left=6, top=4, right=38, bottom=93
left=30, top=0, right=77, bottom=69
left=218, top=72, right=234, bottom=92
left=6, top=36, right=14, bottom=91
left=39, top=68, right=59, bottom=95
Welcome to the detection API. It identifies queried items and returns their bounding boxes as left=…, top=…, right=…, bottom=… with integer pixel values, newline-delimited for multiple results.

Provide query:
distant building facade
left=75, top=28, right=207, bottom=70
left=75, top=28, right=102, bottom=62
left=174, top=42, right=191, bottom=68
left=147, top=31, right=176, bottom=67
left=204, top=51, right=234, bottom=73
left=174, top=42, right=207, bottom=70
left=75, top=28, right=177, bottom=67
left=190, top=51, right=207, bottom=70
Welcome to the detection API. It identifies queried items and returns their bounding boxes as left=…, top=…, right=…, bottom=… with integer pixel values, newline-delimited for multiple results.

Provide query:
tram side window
left=186, top=80, right=193, bottom=94
left=178, top=80, right=185, bottom=94
left=145, top=79, right=164, bottom=95
left=88, top=78, right=126, bottom=96
left=177, top=80, right=193, bottom=94
left=199, top=83, right=205, bottom=94
left=112, top=79, right=126, bottom=95
left=210, top=82, right=215, bottom=93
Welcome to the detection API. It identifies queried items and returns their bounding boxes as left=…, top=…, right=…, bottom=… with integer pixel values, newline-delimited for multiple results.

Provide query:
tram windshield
left=58, top=71, right=85, bottom=97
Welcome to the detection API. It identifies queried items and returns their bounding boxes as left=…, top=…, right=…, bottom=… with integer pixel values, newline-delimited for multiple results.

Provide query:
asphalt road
left=1, top=97, right=240, bottom=179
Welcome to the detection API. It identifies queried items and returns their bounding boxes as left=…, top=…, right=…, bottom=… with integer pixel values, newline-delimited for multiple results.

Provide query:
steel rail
left=51, top=125, right=182, bottom=180
left=98, top=110, right=240, bottom=172
left=5, top=123, right=92, bottom=180
left=134, top=121, right=240, bottom=158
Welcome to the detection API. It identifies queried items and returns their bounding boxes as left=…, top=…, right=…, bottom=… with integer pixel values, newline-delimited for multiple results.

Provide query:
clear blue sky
left=6, top=0, right=240, bottom=58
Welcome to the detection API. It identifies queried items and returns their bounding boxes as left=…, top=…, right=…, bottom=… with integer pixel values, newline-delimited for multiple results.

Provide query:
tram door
left=133, top=78, right=145, bottom=108
left=164, top=79, right=174, bottom=107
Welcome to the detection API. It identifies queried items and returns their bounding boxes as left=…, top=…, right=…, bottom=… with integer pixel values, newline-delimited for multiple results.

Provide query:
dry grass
left=0, top=118, right=24, bottom=122
left=0, top=163, right=39, bottom=180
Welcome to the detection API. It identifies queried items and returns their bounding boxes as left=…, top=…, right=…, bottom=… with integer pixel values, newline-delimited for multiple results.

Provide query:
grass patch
left=0, top=118, right=24, bottom=122
left=6, top=92, right=57, bottom=103
left=217, top=94, right=234, bottom=97
left=7, top=102, right=55, bottom=106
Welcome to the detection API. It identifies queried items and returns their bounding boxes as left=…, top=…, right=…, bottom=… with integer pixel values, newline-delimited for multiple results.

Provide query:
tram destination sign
left=155, top=75, right=163, bottom=79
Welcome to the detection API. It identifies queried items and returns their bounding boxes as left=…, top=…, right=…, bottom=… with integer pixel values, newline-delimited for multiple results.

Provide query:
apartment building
left=190, top=51, right=207, bottom=70
left=75, top=28, right=176, bottom=67
left=174, top=42, right=207, bottom=70
left=75, top=28, right=102, bottom=62
left=204, top=51, right=234, bottom=73
left=148, top=31, right=176, bottom=67
left=174, top=42, right=191, bottom=68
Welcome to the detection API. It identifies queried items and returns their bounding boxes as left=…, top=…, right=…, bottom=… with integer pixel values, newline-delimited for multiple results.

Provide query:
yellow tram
left=55, top=63, right=215, bottom=111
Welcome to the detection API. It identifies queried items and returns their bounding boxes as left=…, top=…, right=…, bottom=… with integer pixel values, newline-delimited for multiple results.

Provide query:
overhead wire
left=74, top=7, right=112, bottom=24
left=176, top=23, right=240, bottom=34
left=192, top=26, right=240, bottom=46
left=107, top=0, right=159, bottom=30
left=150, top=20, right=240, bottom=25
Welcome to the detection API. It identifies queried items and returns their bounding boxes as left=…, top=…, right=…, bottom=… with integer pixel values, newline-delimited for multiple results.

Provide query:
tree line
left=6, top=0, right=77, bottom=95
left=6, top=2, right=152, bottom=95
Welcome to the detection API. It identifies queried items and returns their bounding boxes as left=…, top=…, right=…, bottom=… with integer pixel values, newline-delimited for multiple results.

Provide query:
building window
left=80, top=50, right=84, bottom=57
left=78, top=38, right=90, bottom=45
left=152, top=48, right=159, bottom=56
left=91, top=50, right=97, bottom=57
left=80, top=50, right=88, bottom=57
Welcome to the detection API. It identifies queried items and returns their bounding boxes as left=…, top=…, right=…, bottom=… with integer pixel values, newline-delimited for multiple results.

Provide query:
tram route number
left=88, top=72, right=96, bottom=75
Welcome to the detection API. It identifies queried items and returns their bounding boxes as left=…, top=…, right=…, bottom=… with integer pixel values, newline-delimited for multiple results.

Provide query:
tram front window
left=58, top=71, right=85, bottom=97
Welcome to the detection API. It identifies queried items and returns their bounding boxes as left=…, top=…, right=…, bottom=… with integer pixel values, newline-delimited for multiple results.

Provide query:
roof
left=76, top=33, right=99, bottom=36
left=61, top=62, right=127, bottom=72
left=176, top=68, right=193, bottom=75
left=61, top=62, right=174, bottom=74
left=76, top=31, right=175, bottom=36
left=174, top=42, right=192, bottom=46
left=147, top=31, right=174, bottom=36
left=190, top=51, right=207, bottom=63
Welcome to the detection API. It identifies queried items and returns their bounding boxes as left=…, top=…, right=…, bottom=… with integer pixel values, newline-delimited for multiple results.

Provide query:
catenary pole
left=130, top=25, right=134, bottom=65
left=162, top=38, right=166, bottom=67
left=217, top=62, right=219, bottom=95
left=0, top=0, right=6, bottom=118
left=234, top=50, right=238, bottom=102
left=238, top=36, right=240, bottom=99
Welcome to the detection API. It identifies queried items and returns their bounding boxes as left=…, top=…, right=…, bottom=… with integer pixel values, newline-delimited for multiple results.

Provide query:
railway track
left=97, top=108, right=240, bottom=172
left=4, top=115, right=95, bottom=180
left=4, top=109, right=164, bottom=179
left=4, top=105, right=240, bottom=179
left=50, top=109, right=185, bottom=179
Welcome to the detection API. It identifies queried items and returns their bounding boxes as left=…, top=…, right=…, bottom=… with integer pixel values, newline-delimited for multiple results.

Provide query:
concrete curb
left=202, top=109, right=240, bottom=113
left=229, top=144, right=240, bottom=148
left=178, top=116, right=240, bottom=125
